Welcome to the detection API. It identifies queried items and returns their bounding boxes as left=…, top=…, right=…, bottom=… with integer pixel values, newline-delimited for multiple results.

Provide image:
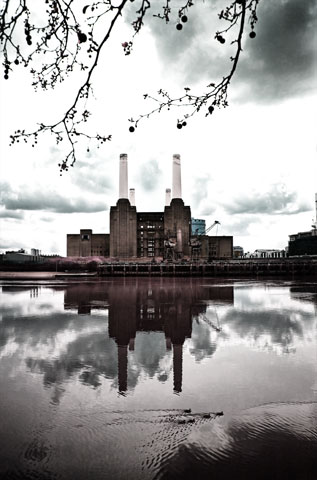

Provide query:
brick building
left=66, top=154, right=233, bottom=260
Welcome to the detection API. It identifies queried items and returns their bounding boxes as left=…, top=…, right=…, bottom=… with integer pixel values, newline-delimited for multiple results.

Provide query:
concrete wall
left=1, top=253, right=44, bottom=263
left=164, top=199, right=191, bottom=257
left=110, top=199, right=137, bottom=258
left=67, top=230, right=109, bottom=257
left=67, top=234, right=81, bottom=257
left=199, top=235, right=233, bottom=260
left=288, top=235, right=317, bottom=256
left=208, top=236, right=233, bottom=259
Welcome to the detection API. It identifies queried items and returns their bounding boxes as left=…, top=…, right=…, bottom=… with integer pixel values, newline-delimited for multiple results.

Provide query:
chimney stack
left=119, top=153, right=128, bottom=199
left=129, top=188, right=135, bottom=206
left=165, top=188, right=171, bottom=206
left=172, top=154, right=182, bottom=199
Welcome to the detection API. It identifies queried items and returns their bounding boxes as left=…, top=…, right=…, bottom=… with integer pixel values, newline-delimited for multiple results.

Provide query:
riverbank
left=0, top=272, right=98, bottom=280
left=97, top=259, right=317, bottom=276
left=1, top=258, right=317, bottom=279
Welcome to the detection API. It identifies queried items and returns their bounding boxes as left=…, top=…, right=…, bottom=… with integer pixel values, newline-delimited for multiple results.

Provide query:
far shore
left=0, top=272, right=98, bottom=280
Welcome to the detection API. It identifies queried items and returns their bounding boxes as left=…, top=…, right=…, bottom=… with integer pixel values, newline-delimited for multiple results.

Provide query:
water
left=0, top=277, right=316, bottom=479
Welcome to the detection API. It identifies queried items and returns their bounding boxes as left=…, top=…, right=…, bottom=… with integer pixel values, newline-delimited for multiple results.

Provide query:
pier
left=97, top=258, right=317, bottom=277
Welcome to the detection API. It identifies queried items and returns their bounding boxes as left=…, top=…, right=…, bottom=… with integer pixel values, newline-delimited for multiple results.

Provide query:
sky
left=0, top=0, right=316, bottom=256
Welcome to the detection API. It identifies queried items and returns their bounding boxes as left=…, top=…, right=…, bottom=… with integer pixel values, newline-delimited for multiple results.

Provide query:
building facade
left=191, top=218, right=206, bottom=235
left=67, top=154, right=233, bottom=260
left=288, top=229, right=317, bottom=256
left=67, top=229, right=109, bottom=257
left=288, top=194, right=317, bottom=257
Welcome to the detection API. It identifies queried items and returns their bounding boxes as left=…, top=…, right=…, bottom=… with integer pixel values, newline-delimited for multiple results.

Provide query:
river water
left=0, top=277, right=316, bottom=479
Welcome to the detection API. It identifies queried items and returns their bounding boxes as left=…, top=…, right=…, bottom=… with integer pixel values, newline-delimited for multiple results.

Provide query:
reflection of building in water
left=64, top=279, right=234, bottom=394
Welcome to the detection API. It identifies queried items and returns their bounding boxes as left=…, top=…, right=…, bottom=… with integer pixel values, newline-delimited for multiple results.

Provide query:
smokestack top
left=165, top=188, right=171, bottom=206
left=172, top=154, right=182, bottom=199
left=129, top=188, right=136, bottom=206
left=119, top=153, right=128, bottom=199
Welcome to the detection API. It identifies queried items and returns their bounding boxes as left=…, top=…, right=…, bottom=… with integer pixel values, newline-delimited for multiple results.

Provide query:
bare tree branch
left=1, top=0, right=261, bottom=172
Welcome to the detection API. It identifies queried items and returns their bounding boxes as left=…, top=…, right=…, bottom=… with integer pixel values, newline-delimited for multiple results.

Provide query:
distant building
left=288, top=229, right=317, bottom=256
left=288, top=193, right=317, bottom=256
left=233, top=246, right=244, bottom=258
left=191, top=218, right=206, bottom=235
left=67, top=229, right=110, bottom=257
left=1, top=249, right=44, bottom=264
left=245, top=249, right=286, bottom=259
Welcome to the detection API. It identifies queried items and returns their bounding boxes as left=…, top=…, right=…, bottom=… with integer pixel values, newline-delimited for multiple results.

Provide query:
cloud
left=131, top=0, right=316, bottom=103
left=225, top=216, right=261, bottom=236
left=137, top=158, right=162, bottom=191
left=199, top=205, right=216, bottom=216
left=0, top=237, right=26, bottom=250
left=71, top=155, right=114, bottom=194
left=0, top=209, right=24, bottom=219
left=236, top=0, right=317, bottom=102
left=224, top=184, right=310, bottom=215
left=192, top=175, right=211, bottom=208
left=0, top=182, right=107, bottom=214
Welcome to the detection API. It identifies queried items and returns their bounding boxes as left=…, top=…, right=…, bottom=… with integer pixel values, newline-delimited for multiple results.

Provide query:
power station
left=67, top=154, right=233, bottom=260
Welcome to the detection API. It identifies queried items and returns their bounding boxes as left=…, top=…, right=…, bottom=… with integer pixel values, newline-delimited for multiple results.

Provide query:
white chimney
left=129, top=188, right=135, bottom=206
left=172, top=154, right=182, bottom=199
left=315, top=193, right=317, bottom=226
left=119, top=153, right=128, bottom=199
left=165, top=188, right=171, bottom=206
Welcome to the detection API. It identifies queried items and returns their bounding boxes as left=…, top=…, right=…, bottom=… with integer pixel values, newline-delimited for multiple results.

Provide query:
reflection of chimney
left=165, top=188, right=171, bottom=206
left=172, top=154, right=182, bottom=199
left=129, top=338, right=135, bottom=351
left=118, top=344, right=128, bottom=393
left=119, top=153, right=128, bottom=199
left=176, top=228, right=182, bottom=253
left=166, top=337, right=172, bottom=350
left=173, top=344, right=183, bottom=393
left=129, top=188, right=135, bottom=206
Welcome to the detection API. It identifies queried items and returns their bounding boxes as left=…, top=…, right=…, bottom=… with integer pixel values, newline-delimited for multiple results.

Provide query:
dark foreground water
left=0, top=277, right=316, bottom=480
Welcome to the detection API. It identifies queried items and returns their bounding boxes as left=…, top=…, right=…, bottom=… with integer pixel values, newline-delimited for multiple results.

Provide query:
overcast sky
left=0, top=0, right=316, bottom=255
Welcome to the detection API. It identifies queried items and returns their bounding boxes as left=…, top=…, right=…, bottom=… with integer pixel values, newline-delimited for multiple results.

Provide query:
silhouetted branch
left=129, top=0, right=260, bottom=131
left=1, top=0, right=261, bottom=172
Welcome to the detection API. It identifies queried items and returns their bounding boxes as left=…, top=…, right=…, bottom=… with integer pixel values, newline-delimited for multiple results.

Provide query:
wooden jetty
left=97, top=258, right=317, bottom=277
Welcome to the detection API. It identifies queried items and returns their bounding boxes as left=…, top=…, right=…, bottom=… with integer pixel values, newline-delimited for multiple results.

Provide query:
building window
left=82, top=234, right=90, bottom=241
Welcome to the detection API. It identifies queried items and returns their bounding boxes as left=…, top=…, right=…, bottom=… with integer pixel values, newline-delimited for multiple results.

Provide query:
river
left=0, top=277, right=316, bottom=479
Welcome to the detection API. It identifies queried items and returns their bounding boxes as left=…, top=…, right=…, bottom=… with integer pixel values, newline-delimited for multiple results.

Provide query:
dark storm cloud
left=123, top=0, right=227, bottom=88
left=224, top=185, right=310, bottom=215
left=132, top=0, right=316, bottom=102
left=0, top=209, right=24, bottom=219
left=144, top=1, right=226, bottom=84
left=0, top=182, right=107, bottom=214
left=237, top=0, right=317, bottom=101
left=199, top=205, right=216, bottom=216
left=138, top=158, right=162, bottom=191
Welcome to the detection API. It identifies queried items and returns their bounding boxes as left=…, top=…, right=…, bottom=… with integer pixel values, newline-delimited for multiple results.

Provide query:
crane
left=195, top=220, right=220, bottom=236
